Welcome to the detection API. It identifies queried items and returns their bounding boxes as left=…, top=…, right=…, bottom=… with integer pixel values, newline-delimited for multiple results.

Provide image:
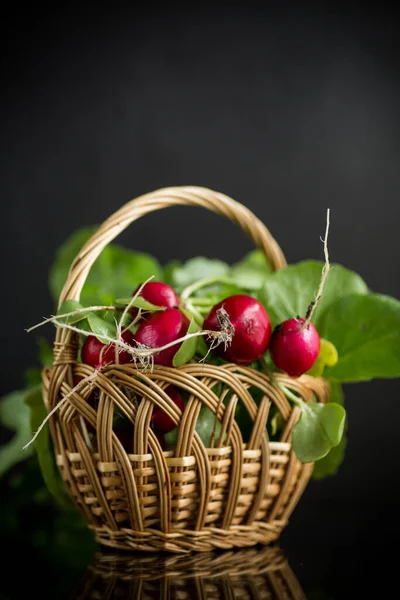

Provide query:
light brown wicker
left=72, top=544, right=306, bottom=599
left=42, top=186, right=330, bottom=553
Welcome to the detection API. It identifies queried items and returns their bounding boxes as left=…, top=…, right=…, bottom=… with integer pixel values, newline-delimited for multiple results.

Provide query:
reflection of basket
left=72, top=544, right=306, bottom=599
left=43, top=186, right=330, bottom=552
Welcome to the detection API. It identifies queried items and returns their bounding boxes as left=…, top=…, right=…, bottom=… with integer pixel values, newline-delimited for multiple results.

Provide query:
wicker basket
left=71, top=544, right=306, bottom=599
left=43, top=186, right=329, bottom=553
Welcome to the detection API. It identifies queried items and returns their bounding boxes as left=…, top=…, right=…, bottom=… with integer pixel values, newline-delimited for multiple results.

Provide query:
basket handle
left=58, top=185, right=287, bottom=306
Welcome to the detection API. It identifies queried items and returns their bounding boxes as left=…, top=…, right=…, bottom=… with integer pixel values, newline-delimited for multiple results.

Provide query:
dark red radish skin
left=155, top=431, right=166, bottom=450
left=131, top=281, right=179, bottom=319
left=81, top=330, right=135, bottom=368
left=134, top=308, right=189, bottom=366
left=203, top=295, right=272, bottom=365
left=151, top=386, right=185, bottom=434
left=114, top=426, right=134, bottom=452
left=269, top=318, right=321, bottom=377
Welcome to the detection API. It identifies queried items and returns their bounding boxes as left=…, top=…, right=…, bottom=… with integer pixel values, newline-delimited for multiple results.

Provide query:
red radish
left=134, top=308, right=189, bottom=366
left=81, top=330, right=135, bottom=367
left=155, top=431, right=166, bottom=450
left=151, top=386, right=185, bottom=434
left=269, top=318, right=320, bottom=377
left=131, top=281, right=179, bottom=318
left=114, top=426, right=134, bottom=451
left=203, top=295, right=272, bottom=365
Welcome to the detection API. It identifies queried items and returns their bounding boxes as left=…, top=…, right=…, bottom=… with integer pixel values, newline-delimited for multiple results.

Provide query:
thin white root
left=304, top=208, right=331, bottom=326
left=117, top=276, right=155, bottom=335
left=23, top=370, right=100, bottom=450
left=26, top=306, right=119, bottom=333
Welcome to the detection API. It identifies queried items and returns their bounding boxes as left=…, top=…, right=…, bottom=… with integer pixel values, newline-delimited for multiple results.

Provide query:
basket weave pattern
left=43, top=187, right=329, bottom=553
left=73, top=545, right=306, bottom=599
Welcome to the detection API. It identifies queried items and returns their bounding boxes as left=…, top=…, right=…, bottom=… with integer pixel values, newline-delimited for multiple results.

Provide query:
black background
left=1, top=5, right=399, bottom=598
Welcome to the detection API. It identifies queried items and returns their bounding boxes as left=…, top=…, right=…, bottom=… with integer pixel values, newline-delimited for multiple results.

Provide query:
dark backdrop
left=1, top=6, right=399, bottom=598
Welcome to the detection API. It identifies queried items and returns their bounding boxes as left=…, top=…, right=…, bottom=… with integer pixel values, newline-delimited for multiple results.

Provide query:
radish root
left=303, top=208, right=331, bottom=327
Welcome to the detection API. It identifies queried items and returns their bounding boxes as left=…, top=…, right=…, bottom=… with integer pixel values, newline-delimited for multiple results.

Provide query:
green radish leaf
left=306, top=338, right=339, bottom=377
left=242, top=249, right=274, bottom=269
left=312, top=382, right=347, bottom=480
left=312, top=434, right=347, bottom=480
left=38, top=338, right=54, bottom=367
left=269, top=410, right=284, bottom=437
left=49, top=226, right=163, bottom=306
left=195, top=405, right=223, bottom=447
left=292, top=402, right=346, bottom=463
left=230, top=262, right=270, bottom=290
left=196, top=335, right=210, bottom=359
left=87, top=313, right=117, bottom=344
left=230, top=249, right=273, bottom=290
left=170, top=257, right=230, bottom=291
left=115, top=297, right=166, bottom=311
left=24, top=385, right=72, bottom=508
left=258, top=261, right=369, bottom=328
left=173, top=318, right=200, bottom=367
left=318, top=293, right=400, bottom=382
left=55, top=299, right=88, bottom=327
left=25, top=368, right=43, bottom=387
left=164, top=426, right=179, bottom=450
left=0, top=390, right=34, bottom=476
left=163, top=259, right=182, bottom=286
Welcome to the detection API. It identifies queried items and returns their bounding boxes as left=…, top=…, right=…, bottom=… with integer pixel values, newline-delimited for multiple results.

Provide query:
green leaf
left=24, top=385, right=71, bottom=508
left=87, top=313, right=117, bottom=344
left=0, top=390, right=34, bottom=476
left=196, top=335, right=210, bottom=359
left=115, top=297, right=166, bottom=311
left=49, top=226, right=162, bottom=306
left=242, top=249, right=273, bottom=268
left=319, top=293, right=400, bottom=382
left=292, top=401, right=346, bottom=463
left=230, top=262, right=269, bottom=290
left=25, top=367, right=43, bottom=387
left=230, top=249, right=273, bottom=290
left=195, top=405, right=222, bottom=447
left=38, top=337, right=54, bottom=367
left=306, top=338, right=339, bottom=377
left=55, top=299, right=88, bottom=326
left=170, top=257, right=230, bottom=291
left=163, top=259, right=182, bottom=286
left=311, top=382, right=347, bottom=480
left=173, top=318, right=200, bottom=367
left=258, top=260, right=369, bottom=328
left=49, top=227, right=97, bottom=303
left=312, top=430, right=347, bottom=480
left=164, top=426, right=179, bottom=450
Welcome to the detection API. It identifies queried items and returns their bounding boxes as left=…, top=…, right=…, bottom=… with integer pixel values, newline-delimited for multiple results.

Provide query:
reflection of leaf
left=0, top=390, right=34, bottom=476
left=258, top=260, right=368, bottom=328
left=319, top=293, right=400, bottom=382
left=24, top=385, right=72, bottom=508
left=49, top=226, right=162, bottom=306
left=292, top=401, right=346, bottom=463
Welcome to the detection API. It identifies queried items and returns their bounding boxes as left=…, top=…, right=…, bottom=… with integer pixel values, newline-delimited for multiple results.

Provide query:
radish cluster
left=80, top=279, right=321, bottom=450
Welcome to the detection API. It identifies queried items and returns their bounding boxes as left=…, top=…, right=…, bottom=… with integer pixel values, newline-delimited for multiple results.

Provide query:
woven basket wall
left=71, top=544, right=306, bottom=600
left=43, top=186, right=330, bottom=553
